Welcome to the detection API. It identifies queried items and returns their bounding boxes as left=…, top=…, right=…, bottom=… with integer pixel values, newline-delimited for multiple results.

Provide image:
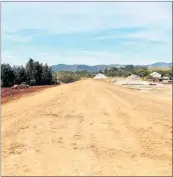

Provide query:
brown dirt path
left=1, top=79, right=172, bottom=176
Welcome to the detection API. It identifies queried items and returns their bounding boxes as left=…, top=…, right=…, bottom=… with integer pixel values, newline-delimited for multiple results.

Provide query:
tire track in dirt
left=2, top=81, right=86, bottom=175
left=104, top=88, right=171, bottom=159
left=2, top=79, right=172, bottom=176
left=92, top=80, right=172, bottom=175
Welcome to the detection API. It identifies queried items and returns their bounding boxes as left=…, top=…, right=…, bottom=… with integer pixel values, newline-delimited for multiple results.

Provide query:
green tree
left=104, top=68, right=108, bottom=75
left=135, top=68, right=149, bottom=77
left=33, top=61, right=43, bottom=85
left=124, top=65, right=135, bottom=72
left=57, top=72, right=79, bottom=83
left=145, top=75, right=153, bottom=80
left=42, top=64, right=53, bottom=85
left=26, top=58, right=35, bottom=83
left=1, top=64, right=16, bottom=87
left=99, top=69, right=103, bottom=74
left=13, top=65, right=27, bottom=84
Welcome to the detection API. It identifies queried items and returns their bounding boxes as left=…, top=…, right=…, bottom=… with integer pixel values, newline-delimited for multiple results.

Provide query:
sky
left=1, top=1, right=172, bottom=66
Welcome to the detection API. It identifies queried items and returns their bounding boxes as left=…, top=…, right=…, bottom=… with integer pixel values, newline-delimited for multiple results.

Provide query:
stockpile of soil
left=112, top=75, right=150, bottom=86
left=94, top=73, right=107, bottom=79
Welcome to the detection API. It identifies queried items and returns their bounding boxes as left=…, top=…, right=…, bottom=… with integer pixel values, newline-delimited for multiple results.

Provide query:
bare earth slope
left=2, top=79, right=172, bottom=176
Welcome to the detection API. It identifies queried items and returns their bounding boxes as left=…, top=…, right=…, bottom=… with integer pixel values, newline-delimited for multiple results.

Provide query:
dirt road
left=2, top=79, right=172, bottom=176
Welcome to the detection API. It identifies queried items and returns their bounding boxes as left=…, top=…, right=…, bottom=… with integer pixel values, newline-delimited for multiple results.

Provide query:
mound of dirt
left=94, top=73, right=107, bottom=79
left=127, top=74, right=140, bottom=80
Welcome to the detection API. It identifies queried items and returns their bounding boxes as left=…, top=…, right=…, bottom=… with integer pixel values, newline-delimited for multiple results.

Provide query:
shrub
left=57, top=73, right=79, bottom=83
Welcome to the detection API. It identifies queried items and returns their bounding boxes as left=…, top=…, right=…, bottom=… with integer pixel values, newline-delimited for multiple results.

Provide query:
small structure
left=150, top=72, right=161, bottom=82
left=94, top=73, right=107, bottom=79
left=162, top=76, right=169, bottom=80
left=150, top=72, right=161, bottom=79
left=19, top=82, right=29, bottom=89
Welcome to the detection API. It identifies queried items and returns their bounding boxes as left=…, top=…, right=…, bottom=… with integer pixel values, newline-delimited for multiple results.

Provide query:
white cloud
left=1, top=2, right=172, bottom=65
left=94, top=29, right=171, bottom=43
left=2, top=2, right=171, bottom=34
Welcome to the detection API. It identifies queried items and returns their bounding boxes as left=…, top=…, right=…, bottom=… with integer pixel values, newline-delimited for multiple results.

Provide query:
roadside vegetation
left=1, top=58, right=57, bottom=87
left=104, top=65, right=172, bottom=78
left=56, top=70, right=95, bottom=84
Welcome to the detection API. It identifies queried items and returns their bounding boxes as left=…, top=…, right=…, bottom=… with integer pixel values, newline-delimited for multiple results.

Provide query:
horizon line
left=51, top=62, right=172, bottom=66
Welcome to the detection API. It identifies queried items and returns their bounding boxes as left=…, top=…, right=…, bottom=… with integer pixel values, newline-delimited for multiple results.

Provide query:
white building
left=150, top=72, right=162, bottom=79
left=162, top=76, right=169, bottom=80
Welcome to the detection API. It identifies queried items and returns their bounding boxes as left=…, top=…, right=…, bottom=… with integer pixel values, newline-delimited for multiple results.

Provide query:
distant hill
left=148, top=62, right=172, bottom=68
left=51, top=64, right=123, bottom=72
left=51, top=64, right=94, bottom=72
left=51, top=62, right=172, bottom=72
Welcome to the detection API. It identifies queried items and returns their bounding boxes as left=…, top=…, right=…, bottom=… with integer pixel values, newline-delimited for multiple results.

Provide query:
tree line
left=103, top=65, right=172, bottom=78
left=55, top=65, right=172, bottom=84
left=1, top=58, right=56, bottom=87
left=2, top=60, right=172, bottom=87
left=56, top=70, right=94, bottom=84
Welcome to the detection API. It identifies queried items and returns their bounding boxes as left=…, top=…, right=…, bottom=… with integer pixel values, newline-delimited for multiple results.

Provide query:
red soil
left=1, top=85, right=55, bottom=104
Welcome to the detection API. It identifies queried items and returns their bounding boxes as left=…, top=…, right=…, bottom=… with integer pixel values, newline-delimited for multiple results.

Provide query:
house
left=162, top=76, right=169, bottom=80
left=150, top=72, right=162, bottom=79
left=149, top=72, right=162, bottom=82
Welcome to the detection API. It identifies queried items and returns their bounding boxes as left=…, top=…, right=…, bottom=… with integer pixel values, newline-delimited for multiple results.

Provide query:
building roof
left=150, top=72, right=161, bottom=78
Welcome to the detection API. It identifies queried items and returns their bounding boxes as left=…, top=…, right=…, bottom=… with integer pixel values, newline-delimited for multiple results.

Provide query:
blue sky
left=1, top=1, right=172, bottom=66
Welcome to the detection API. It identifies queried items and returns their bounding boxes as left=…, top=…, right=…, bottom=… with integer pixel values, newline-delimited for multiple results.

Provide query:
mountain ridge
left=51, top=62, right=172, bottom=72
